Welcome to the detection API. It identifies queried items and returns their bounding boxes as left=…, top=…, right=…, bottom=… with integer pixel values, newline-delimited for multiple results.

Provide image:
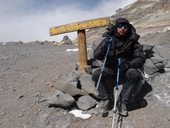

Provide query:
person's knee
left=126, top=68, right=141, bottom=81
left=92, top=67, right=114, bottom=81
left=92, top=68, right=101, bottom=81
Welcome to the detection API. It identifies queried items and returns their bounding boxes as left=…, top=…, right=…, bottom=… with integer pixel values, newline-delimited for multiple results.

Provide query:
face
left=116, top=23, right=129, bottom=37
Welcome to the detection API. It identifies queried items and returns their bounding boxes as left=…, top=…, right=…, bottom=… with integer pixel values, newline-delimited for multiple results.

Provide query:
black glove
left=118, top=60, right=129, bottom=73
left=103, top=67, right=115, bottom=79
left=104, top=39, right=114, bottom=56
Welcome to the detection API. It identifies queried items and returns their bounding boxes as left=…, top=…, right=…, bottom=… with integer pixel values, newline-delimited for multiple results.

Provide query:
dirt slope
left=0, top=30, right=170, bottom=128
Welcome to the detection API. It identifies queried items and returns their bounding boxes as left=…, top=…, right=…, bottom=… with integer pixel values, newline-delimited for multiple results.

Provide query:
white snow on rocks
left=69, top=109, right=92, bottom=119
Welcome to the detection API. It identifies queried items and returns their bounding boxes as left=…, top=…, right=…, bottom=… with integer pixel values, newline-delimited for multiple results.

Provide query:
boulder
left=53, top=81, right=87, bottom=97
left=79, top=73, right=98, bottom=96
left=62, top=70, right=80, bottom=82
left=76, top=95, right=97, bottom=110
left=143, top=45, right=167, bottom=75
left=142, top=44, right=154, bottom=58
left=144, top=59, right=159, bottom=75
left=47, top=90, right=75, bottom=109
left=63, top=35, right=72, bottom=45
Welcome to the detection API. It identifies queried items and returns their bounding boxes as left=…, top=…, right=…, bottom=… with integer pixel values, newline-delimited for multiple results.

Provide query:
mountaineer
left=92, top=18, right=146, bottom=117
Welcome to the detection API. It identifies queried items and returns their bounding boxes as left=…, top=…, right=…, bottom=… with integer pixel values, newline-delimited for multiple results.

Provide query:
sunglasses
left=117, top=23, right=129, bottom=29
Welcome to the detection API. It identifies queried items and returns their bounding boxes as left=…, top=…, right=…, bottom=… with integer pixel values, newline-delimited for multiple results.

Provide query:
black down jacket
left=94, top=24, right=146, bottom=70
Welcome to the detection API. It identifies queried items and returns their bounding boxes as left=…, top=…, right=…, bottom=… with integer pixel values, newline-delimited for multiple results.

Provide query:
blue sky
left=0, top=0, right=136, bottom=42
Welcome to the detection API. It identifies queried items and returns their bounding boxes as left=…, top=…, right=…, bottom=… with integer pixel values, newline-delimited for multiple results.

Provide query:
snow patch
left=66, top=48, right=79, bottom=52
left=0, top=42, right=7, bottom=45
left=69, top=109, right=92, bottom=119
left=144, top=72, right=150, bottom=79
left=66, top=47, right=92, bottom=52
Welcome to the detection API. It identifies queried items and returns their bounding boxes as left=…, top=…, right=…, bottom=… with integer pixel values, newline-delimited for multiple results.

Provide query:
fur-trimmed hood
left=102, top=24, right=140, bottom=42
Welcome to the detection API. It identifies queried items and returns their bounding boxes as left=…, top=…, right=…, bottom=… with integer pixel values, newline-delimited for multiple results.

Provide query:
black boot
left=100, top=99, right=114, bottom=117
left=118, top=102, right=128, bottom=117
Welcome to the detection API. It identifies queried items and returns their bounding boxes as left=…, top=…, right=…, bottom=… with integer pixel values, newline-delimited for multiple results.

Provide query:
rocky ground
left=0, top=42, right=78, bottom=128
left=0, top=0, right=170, bottom=128
left=0, top=29, right=170, bottom=128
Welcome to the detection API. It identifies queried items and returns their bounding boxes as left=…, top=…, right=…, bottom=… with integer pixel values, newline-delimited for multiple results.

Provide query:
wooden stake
left=77, top=29, right=87, bottom=73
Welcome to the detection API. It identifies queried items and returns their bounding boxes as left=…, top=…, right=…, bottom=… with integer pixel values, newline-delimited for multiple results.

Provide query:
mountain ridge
left=86, top=0, right=170, bottom=44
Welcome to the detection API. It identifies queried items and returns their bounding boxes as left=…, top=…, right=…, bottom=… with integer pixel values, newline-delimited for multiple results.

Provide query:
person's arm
left=94, top=38, right=109, bottom=60
left=128, top=43, right=146, bottom=69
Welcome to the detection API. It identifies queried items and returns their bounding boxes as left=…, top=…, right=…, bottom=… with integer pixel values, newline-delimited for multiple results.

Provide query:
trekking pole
left=96, top=44, right=111, bottom=90
left=111, top=58, right=121, bottom=128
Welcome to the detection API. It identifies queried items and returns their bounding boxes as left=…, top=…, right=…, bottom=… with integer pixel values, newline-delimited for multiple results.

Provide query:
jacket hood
left=102, top=24, right=140, bottom=42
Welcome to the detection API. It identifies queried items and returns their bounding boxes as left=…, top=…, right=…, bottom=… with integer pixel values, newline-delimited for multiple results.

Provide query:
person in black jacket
left=92, top=18, right=146, bottom=117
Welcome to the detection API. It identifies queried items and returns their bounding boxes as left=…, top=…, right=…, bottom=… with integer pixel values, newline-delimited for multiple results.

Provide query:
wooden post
left=77, top=29, right=87, bottom=73
left=49, top=17, right=110, bottom=73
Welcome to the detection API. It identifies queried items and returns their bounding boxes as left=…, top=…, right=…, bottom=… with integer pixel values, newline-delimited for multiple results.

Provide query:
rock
left=143, top=45, right=166, bottom=75
left=62, top=35, right=73, bottom=45
left=144, top=59, right=160, bottom=75
left=76, top=95, right=97, bottom=110
left=87, top=58, right=103, bottom=68
left=18, top=95, right=24, bottom=99
left=165, top=61, right=170, bottom=68
left=38, top=98, right=46, bottom=103
left=79, top=73, right=98, bottom=96
left=46, top=82, right=50, bottom=85
left=62, top=70, right=80, bottom=82
left=151, top=54, right=164, bottom=64
left=16, top=40, right=24, bottom=44
left=1, top=112, right=6, bottom=116
left=18, top=113, right=24, bottom=117
left=87, top=47, right=94, bottom=61
left=86, top=108, right=100, bottom=115
left=53, top=81, right=87, bottom=97
left=84, top=65, right=92, bottom=74
left=142, top=44, right=154, bottom=58
left=47, top=90, right=75, bottom=109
